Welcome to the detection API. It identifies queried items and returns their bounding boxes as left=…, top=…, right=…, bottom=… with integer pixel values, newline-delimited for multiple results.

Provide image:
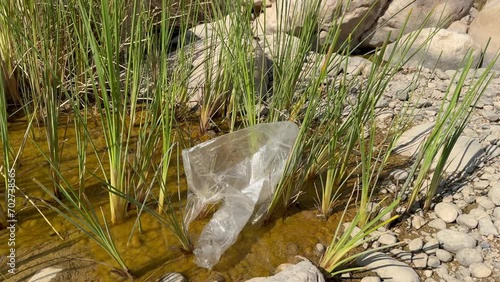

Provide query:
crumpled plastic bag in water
left=182, top=121, right=299, bottom=269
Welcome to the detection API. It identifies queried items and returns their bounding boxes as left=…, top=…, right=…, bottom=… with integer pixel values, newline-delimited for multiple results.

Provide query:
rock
left=427, top=255, right=441, bottom=268
left=436, top=229, right=477, bottom=253
left=245, top=260, right=325, bottom=282
left=435, top=249, right=453, bottom=262
left=469, top=1, right=500, bottom=70
left=259, top=33, right=302, bottom=62
left=477, top=197, right=496, bottom=210
left=28, top=268, right=62, bottom=282
left=188, top=14, right=234, bottom=40
left=428, top=218, right=447, bottom=230
left=447, top=21, right=468, bottom=34
left=396, top=128, right=484, bottom=176
left=390, top=169, right=409, bottom=182
left=483, top=110, right=500, bottom=122
left=181, top=37, right=268, bottom=114
left=356, top=252, right=419, bottom=282
left=408, top=238, right=423, bottom=252
left=391, top=249, right=413, bottom=262
left=383, top=28, right=482, bottom=70
left=478, top=217, right=499, bottom=236
left=315, top=243, right=326, bottom=256
left=411, top=215, right=426, bottom=229
left=423, top=238, right=439, bottom=255
left=456, top=214, right=478, bottom=229
left=378, top=234, right=398, bottom=245
left=394, top=122, right=434, bottom=157
left=456, top=248, right=483, bottom=266
left=434, top=202, right=459, bottom=223
left=469, top=208, right=489, bottom=220
left=412, top=253, right=428, bottom=268
left=438, top=136, right=484, bottom=175
left=488, top=185, right=500, bottom=205
left=361, top=277, right=381, bottom=282
left=469, top=262, right=492, bottom=278
left=362, top=0, right=474, bottom=47
left=493, top=207, right=500, bottom=220
left=254, top=0, right=388, bottom=50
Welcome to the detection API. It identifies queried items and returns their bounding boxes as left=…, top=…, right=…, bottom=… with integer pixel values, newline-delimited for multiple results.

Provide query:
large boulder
left=174, top=37, right=268, bottom=112
left=253, top=0, right=388, bottom=50
left=361, top=0, right=474, bottom=48
left=469, top=0, right=500, bottom=70
left=383, top=28, right=482, bottom=70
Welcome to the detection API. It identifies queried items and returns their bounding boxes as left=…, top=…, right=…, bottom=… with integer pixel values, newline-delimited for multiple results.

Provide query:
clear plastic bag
left=182, top=121, right=299, bottom=269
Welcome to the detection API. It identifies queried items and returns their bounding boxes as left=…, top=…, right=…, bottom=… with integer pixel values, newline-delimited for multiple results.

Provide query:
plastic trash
left=182, top=121, right=299, bottom=269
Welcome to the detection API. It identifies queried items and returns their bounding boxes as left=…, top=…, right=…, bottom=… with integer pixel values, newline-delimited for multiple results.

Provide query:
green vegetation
left=0, top=0, right=496, bottom=279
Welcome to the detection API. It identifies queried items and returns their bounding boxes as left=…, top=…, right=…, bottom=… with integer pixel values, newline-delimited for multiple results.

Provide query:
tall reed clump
left=73, top=0, right=146, bottom=224
left=261, top=1, right=426, bottom=219
left=401, top=52, right=498, bottom=212
left=0, top=75, right=10, bottom=228
left=4, top=0, right=75, bottom=199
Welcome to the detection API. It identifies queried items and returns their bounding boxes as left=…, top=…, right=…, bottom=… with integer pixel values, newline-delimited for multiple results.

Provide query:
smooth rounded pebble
left=469, top=263, right=491, bottom=278
left=158, top=273, right=187, bottom=282
left=427, top=255, right=440, bottom=268
left=436, top=229, right=477, bottom=253
left=488, top=186, right=500, bottom=205
left=478, top=217, right=499, bottom=236
left=456, top=214, right=478, bottom=229
left=456, top=248, right=483, bottom=266
left=356, top=252, right=419, bottom=282
left=408, top=238, right=423, bottom=252
left=434, top=202, right=459, bottom=223
left=428, top=218, right=447, bottom=230
left=435, top=249, right=453, bottom=262
left=378, top=234, right=397, bottom=245
left=412, top=253, right=428, bottom=268
left=423, top=238, right=439, bottom=255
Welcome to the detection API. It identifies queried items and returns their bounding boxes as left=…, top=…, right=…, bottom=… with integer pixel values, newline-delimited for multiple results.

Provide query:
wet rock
left=434, top=202, right=459, bottom=223
left=436, top=229, right=477, bottom=253
left=246, top=260, right=325, bottom=282
left=456, top=248, right=483, bottom=267
left=356, top=252, right=419, bottom=282
left=158, top=273, right=187, bottom=282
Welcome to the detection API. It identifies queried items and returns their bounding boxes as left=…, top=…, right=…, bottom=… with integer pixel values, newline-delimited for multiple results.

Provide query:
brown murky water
left=0, top=113, right=357, bottom=281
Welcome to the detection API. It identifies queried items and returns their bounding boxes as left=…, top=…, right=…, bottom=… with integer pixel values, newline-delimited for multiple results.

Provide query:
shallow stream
left=0, top=114, right=354, bottom=281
